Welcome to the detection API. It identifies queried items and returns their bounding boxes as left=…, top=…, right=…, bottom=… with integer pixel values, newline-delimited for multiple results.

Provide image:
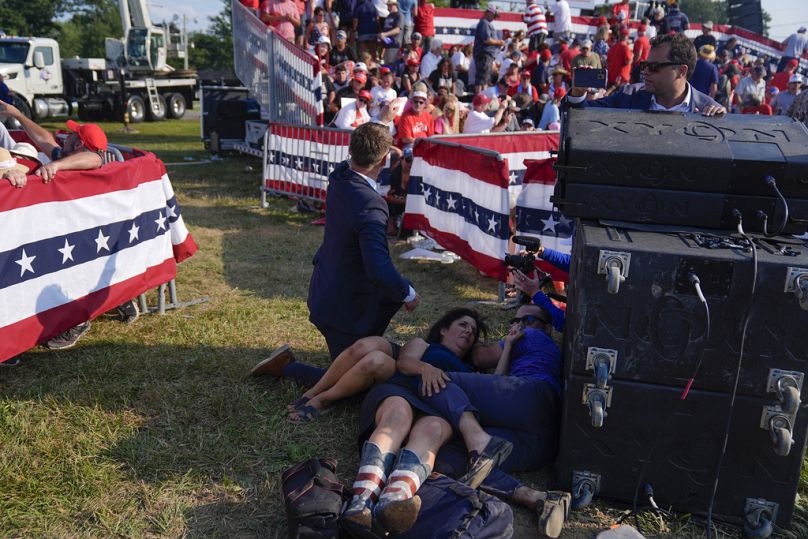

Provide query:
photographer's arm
left=538, top=245, right=571, bottom=273
left=513, top=269, right=566, bottom=332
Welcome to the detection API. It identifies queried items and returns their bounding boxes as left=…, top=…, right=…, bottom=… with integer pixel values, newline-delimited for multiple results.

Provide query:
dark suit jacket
left=570, top=83, right=720, bottom=112
left=307, top=161, right=411, bottom=335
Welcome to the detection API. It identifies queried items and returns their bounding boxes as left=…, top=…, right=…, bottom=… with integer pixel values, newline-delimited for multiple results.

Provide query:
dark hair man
left=307, top=122, right=419, bottom=359
left=473, top=7, right=505, bottom=92
left=567, top=33, right=725, bottom=116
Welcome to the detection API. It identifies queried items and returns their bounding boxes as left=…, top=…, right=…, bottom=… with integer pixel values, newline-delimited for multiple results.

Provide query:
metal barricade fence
left=262, top=122, right=352, bottom=206
left=231, top=0, right=271, bottom=119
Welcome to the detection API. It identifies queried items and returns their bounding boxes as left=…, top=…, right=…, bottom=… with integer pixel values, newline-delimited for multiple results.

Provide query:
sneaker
left=115, top=299, right=139, bottom=324
left=46, top=321, right=91, bottom=350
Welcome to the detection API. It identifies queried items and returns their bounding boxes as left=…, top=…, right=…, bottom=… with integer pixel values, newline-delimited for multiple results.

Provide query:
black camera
left=503, top=235, right=543, bottom=275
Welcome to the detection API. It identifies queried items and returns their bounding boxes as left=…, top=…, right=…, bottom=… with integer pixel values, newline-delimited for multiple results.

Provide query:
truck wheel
left=127, top=95, right=146, bottom=123
left=13, top=96, right=32, bottom=119
left=166, top=93, right=186, bottom=119
left=147, top=94, right=167, bottom=121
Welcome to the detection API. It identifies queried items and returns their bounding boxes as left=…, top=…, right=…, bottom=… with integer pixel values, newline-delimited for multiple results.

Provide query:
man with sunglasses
left=567, top=33, right=725, bottom=116
left=334, top=89, right=372, bottom=129
left=394, top=88, right=434, bottom=147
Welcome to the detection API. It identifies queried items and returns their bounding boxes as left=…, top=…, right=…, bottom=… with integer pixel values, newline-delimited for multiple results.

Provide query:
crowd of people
left=247, top=0, right=808, bottom=148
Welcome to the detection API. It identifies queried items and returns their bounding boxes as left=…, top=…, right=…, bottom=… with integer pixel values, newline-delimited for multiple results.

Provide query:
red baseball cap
left=521, top=70, right=532, bottom=78
left=358, top=90, right=372, bottom=102
left=66, top=120, right=107, bottom=151
left=540, top=49, right=552, bottom=61
left=620, top=27, right=631, bottom=37
left=406, top=57, right=420, bottom=66
left=638, top=24, right=647, bottom=33
left=379, top=66, right=392, bottom=75
left=353, top=72, right=368, bottom=84
left=472, top=93, right=492, bottom=107
left=788, top=58, right=799, bottom=68
left=554, top=87, right=567, bottom=99
left=598, top=16, right=608, bottom=26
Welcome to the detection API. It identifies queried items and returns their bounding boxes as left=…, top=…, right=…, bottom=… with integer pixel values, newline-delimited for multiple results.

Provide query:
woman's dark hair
left=651, top=32, right=697, bottom=81
left=425, top=307, right=488, bottom=360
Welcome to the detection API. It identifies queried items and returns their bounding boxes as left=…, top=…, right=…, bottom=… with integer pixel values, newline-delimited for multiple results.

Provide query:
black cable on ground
left=705, top=213, right=759, bottom=539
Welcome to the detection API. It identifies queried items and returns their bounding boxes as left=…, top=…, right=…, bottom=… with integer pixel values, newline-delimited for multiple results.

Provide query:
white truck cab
left=0, top=37, right=68, bottom=119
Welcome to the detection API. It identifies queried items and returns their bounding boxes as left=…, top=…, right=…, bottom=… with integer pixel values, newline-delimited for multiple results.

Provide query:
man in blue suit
left=251, top=123, right=419, bottom=386
left=307, top=122, right=420, bottom=358
left=566, top=33, right=725, bottom=116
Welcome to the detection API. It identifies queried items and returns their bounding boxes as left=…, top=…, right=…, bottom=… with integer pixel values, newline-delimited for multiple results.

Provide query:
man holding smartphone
left=566, top=33, right=725, bottom=116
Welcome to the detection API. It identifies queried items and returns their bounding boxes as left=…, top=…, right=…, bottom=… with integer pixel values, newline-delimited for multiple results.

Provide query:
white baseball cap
left=789, top=74, right=803, bottom=84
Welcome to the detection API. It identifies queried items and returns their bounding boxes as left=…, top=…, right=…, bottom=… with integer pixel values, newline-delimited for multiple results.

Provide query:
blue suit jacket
left=307, top=161, right=411, bottom=334
left=570, top=83, right=720, bottom=112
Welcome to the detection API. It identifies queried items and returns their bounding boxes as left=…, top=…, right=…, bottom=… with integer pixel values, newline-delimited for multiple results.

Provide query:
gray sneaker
left=115, top=299, right=139, bottom=324
left=45, top=321, right=91, bottom=350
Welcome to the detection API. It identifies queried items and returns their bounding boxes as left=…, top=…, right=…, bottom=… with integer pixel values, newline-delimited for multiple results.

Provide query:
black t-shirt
left=329, top=46, right=357, bottom=67
left=428, top=70, right=456, bottom=92
left=381, top=13, right=401, bottom=47
left=693, top=34, right=717, bottom=53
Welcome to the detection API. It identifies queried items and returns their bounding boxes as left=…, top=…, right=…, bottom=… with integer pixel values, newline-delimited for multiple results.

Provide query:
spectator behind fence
left=337, top=70, right=368, bottom=102
left=401, top=57, right=423, bottom=95
left=0, top=147, right=29, bottom=188
left=329, top=30, right=357, bottom=66
left=771, top=59, right=799, bottom=91
left=691, top=45, right=719, bottom=98
left=420, top=39, right=443, bottom=79
left=370, top=67, right=397, bottom=117
left=428, top=58, right=458, bottom=96
left=334, top=89, right=372, bottom=128
left=463, top=93, right=509, bottom=134
left=571, top=40, right=601, bottom=69
left=606, top=29, right=632, bottom=87
left=379, top=0, right=402, bottom=63
left=693, top=20, right=716, bottom=52
left=452, top=44, right=472, bottom=84
left=779, top=27, right=808, bottom=73
left=611, top=0, right=630, bottom=22
left=353, top=0, right=379, bottom=56
left=538, top=87, right=564, bottom=130
left=662, top=2, right=688, bottom=34
left=772, top=75, right=802, bottom=115
left=433, top=95, right=463, bottom=134
left=260, top=0, right=301, bottom=42
left=473, top=7, right=504, bottom=91
left=552, top=0, right=572, bottom=42
left=734, top=65, right=766, bottom=109
left=524, top=0, right=548, bottom=52
left=567, top=33, right=724, bottom=116
left=413, top=0, right=435, bottom=52
left=741, top=95, right=772, bottom=115
left=395, top=83, right=434, bottom=147
left=398, top=0, right=416, bottom=44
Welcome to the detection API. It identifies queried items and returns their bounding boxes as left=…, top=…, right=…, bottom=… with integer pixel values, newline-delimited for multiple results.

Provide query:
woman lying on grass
left=340, top=305, right=569, bottom=537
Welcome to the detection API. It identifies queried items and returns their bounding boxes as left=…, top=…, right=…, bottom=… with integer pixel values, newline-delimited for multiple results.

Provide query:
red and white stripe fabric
left=524, top=3, right=548, bottom=37
left=352, top=463, right=389, bottom=503
left=379, top=469, right=422, bottom=500
left=403, top=139, right=511, bottom=281
left=0, top=152, right=197, bottom=363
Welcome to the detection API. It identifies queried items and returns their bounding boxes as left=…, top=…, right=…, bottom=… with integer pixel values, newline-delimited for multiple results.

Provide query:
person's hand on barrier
left=405, top=293, right=420, bottom=312
left=699, top=103, right=726, bottom=117
left=36, top=161, right=60, bottom=183
left=420, top=363, right=450, bottom=397
left=513, top=269, right=542, bottom=297
left=3, top=169, right=27, bottom=188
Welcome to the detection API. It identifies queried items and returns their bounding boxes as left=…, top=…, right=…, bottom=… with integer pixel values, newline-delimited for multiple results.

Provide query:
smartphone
left=573, top=68, right=608, bottom=89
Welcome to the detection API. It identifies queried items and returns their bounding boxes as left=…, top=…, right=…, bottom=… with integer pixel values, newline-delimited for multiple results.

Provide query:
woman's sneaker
left=45, top=321, right=91, bottom=350
left=115, top=299, right=139, bottom=324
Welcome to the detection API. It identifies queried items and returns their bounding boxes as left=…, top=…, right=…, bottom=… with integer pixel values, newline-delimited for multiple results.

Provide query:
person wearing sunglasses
left=334, top=90, right=373, bottom=129
left=394, top=85, right=435, bottom=147
left=567, top=32, right=725, bottom=116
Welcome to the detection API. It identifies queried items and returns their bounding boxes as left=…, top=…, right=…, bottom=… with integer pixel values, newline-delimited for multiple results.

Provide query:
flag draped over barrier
left=404, top=139, right=511, bottom=281
left=0, top=152, right=197, bottom=363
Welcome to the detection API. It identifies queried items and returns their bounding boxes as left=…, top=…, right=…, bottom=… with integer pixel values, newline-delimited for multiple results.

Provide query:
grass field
left=1, top=118, right=806, bottom=538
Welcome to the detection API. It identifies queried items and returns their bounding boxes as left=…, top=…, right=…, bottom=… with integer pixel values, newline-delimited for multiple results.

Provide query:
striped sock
left=378, top=449, right=432, bottom=503
left=346, top=441, right=395, bottom=512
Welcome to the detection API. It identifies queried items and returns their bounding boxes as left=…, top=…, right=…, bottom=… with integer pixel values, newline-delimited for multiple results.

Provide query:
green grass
left=1, top=118, right=806, bottom=538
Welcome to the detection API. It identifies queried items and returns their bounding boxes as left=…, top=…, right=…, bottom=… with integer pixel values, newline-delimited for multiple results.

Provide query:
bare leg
left=290, top=351, right=395, bottom=418
left=457, top=411, right=492, bottom=455
left=403, top=415, right=454, bottom=468
left=369, top=396, right=413, bottom=454
left=291, top=336, right=392, bottom=408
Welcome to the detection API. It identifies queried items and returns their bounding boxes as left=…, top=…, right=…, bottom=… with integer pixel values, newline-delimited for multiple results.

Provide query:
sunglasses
left=509, top=314, right=550, bottom=326
left=412, top=99, right=427, bottom=105
left=639, top=61, right=681, bottom=73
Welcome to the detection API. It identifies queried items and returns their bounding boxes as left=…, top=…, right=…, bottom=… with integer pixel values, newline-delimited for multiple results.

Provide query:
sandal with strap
left=289, top=403, right=332, bottom=424
left=536, top=490, right=571, bottom=539
left=286, top=395, right=310, bottom=412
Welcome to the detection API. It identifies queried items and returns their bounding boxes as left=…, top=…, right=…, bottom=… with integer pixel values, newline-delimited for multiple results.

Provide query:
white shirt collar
left=649, top=83, right=692, bottom=112
left=351, top=167, right=378, bottom=191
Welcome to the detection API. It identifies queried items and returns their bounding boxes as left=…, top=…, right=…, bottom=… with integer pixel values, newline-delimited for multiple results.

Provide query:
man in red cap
left=0, top=103, right=107, bottom=183
left=334, top=90, right=372, bottom=129
left=336, top=71, right=369, bottom=103
left=771, top=59, right=800, bottom=92
left=607, top=28, right=633, bottom=87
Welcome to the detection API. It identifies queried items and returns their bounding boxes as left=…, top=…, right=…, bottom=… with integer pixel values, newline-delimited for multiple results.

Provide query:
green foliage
left=0, top=0, right=66, bottom=37
left=681, top=0, right=729, bottom=25
left=189, top=0, right=234, bottom=70
left=58, top=0, right=123, bottom=59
